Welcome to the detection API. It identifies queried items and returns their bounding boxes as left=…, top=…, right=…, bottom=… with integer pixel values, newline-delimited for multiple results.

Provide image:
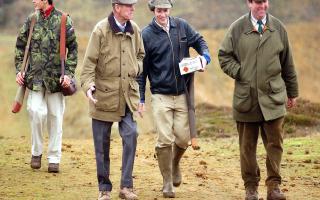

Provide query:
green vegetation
left=1, top=0, right=320, bottom=32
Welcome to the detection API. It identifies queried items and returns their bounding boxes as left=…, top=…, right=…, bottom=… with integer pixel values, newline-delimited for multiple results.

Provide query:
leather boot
left=156, top=146, right=175, bottom=198
left=245, top=185, right=259, bottom=200
left=172, top=144, right=186, bottom=187
left=267, top=183, right=286, bottom=200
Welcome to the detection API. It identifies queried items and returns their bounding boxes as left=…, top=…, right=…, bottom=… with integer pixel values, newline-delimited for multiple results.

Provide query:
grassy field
left=1, top=20, right=320, bottom=137
left=1, top=14, right=320, bottom=200
left=0, top=132, right=319, bottom=200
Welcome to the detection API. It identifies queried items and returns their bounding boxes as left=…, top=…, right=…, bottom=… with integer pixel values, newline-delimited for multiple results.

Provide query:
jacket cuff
left=203, top=52, right=211, bottom=64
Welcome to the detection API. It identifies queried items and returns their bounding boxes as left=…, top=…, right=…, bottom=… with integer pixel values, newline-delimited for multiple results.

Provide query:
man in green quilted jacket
left=14, top=0, right=78, bottom=173
left=218, top=0, right=298, bottom=200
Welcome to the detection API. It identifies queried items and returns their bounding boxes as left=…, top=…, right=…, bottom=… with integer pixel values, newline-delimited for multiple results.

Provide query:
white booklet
left=179, top=56, right=204, bottom=75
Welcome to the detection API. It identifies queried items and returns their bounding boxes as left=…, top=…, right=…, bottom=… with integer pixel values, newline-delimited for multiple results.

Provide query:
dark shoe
left=30, top=155, right=42, bottom=169
left=156, top=147, right=175, bottom=198
left=245, top=185, right=259, bottom=200
left=172, top=144, right=186, bottom=187
left=48, top=163, right=59, bottom=173
left=119, top=187, right=138, bottom=200
left=98, top=191, right=111, bottom=200
left=267, top=183, right=286, bottom=200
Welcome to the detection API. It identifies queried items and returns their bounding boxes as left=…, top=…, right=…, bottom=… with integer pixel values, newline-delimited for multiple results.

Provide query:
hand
left=16, top=72, right=25, bottom=86
left=137, top=102, right=145, bottom=118
left=287, top=97, right=297, bottom=109
left=198, top=55, right=207, bottom=72
left=60, top=75, right=71, bottom=88
left=86, top=85, right=98, bottom=104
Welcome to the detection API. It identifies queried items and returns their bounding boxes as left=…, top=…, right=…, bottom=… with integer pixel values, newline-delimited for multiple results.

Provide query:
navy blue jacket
left=137, top=17, right=210, bottom=102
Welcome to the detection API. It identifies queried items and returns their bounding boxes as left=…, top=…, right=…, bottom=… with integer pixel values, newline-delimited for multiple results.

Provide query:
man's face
left=248, top=0, right=269, bottom=20
left=116, top=4, right=135, bottom=21
left=32, top=0, right=47, bottom=10
left=154, top=8, right=170, bottom=27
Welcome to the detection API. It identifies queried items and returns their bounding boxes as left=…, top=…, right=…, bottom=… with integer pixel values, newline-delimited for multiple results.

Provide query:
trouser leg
left=92, top=119, right=113, bottom=192
left=27, top=89, right=47, bottom=157
left=46, top=91, right=65, bottom=163
left=261, top=117, right=284, bottom=186
left=151, top=94, right=175, bottom=148
left=237, top=121, right=261, bottom=187
left=118, top=107, right=138, bottom=188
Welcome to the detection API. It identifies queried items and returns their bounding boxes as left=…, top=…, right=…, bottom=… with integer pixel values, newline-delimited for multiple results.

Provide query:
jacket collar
left=151, top=16, right=177, bottom=33
left=108, top=12, right=134, bottom=35
left=244, top=12, right=275, bottom=35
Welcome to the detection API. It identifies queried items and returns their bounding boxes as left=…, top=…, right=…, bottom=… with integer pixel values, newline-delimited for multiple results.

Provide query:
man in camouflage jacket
left=15, top=0, right=77, bottom=173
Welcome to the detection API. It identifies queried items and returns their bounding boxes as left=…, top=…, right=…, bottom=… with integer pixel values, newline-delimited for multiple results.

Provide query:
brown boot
left=156, top=147, right=175, bottom=198
left=119, top=187, right=138, bottom=200
left=245, top=185, right=259, bottom=200
left=48, top=163, right=59, bottom=173
left=267, top=183, right=286, bottom=200
left=98, top=191, right=111, bottom=200
left=172, top=144, right=186, bottom=187
left=30, top=155, right=42, bottom=169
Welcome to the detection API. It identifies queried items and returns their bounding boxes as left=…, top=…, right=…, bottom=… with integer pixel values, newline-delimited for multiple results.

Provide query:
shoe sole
left=31, top=165, right=41, bottom=169
left=48, top=169, right=59, bottom=173
left=163, top=192, right=175, bottom=198
left=118, top=193, right=138, bottom=200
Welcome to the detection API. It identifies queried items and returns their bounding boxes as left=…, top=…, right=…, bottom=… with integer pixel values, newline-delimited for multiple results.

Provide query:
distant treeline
left=1, top=0, right=320, bottom=32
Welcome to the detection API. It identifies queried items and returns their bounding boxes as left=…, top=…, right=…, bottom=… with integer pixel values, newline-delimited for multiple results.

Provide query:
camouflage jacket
left=15, top=8, right=78, bottom=93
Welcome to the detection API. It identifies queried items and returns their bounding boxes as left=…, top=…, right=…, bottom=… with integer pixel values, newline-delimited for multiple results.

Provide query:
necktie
left=257, top=20, right=263, bottom=34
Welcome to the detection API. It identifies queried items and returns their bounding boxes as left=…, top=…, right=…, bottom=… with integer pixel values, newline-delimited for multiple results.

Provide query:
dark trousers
left=92, top=109, right=137, bottom=192
left=236, top=117, right=284, bottom=188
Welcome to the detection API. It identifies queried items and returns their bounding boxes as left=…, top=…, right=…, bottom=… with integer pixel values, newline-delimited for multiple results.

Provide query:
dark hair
left=48, top=0, right=53, bottom=5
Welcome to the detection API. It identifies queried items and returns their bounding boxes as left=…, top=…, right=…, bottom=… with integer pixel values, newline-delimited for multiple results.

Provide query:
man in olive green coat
left=218, top=0, right=298, bottom=200
left=80, top=0, right=144, bottom=199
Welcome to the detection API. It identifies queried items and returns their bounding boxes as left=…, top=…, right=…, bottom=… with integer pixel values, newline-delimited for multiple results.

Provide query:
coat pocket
left=233, top=81, right=252, bottom=113
left=128, top=79, right=140, bottom=111
left=268, top=78, right=287, bottom=105
left=94, top=78, right=120, bottom=111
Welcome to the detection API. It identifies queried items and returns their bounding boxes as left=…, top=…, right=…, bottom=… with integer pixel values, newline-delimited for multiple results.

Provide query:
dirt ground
left=1, top=131, right=319, bottom=200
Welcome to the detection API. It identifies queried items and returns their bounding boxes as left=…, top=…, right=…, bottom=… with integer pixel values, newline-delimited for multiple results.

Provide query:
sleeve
left=136, top=29, right=145, bottom=76
left=80, top=26, right=101, bottom=94
left=280, top=28, right=299, bottom=98
left=218, top=27, right=241, bottom=80
left=14, top=16, right=30, bottom=74
left=184, top=20, right=211, bottom=64
left=65, top=15, right=78, bottom=77
left=136, top=33, right=149, bottom=103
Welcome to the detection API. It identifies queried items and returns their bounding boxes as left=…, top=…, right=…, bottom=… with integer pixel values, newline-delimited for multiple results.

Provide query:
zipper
left=165, top=30, right=179, bottom=95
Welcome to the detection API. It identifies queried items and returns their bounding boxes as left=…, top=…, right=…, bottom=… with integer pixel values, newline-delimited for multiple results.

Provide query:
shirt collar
left=114, top=16, right=127, bottom=32
left=251, top=13, right=267, bottom=26
left=41, top=4, right=54, bottom=19
left=154, top=17, right=170, bottom=32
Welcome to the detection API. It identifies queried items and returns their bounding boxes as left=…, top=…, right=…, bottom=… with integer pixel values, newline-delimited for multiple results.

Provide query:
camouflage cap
left=148, top=0, right=173, bottom=11
left=111, top=0, right=137, bottom=4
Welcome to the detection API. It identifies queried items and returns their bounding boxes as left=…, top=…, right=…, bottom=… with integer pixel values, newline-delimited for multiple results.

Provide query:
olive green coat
left=80, top=13, right=145, bottom=122
left=218, top=13, right=298, bottom=122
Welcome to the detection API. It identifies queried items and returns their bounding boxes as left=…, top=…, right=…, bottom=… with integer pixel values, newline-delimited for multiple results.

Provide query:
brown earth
left=1, top=131, right=319, bottom=200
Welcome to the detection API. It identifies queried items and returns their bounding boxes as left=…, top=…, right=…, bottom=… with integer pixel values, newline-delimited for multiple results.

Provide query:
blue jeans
left=92, top=108, right=137, bottom=191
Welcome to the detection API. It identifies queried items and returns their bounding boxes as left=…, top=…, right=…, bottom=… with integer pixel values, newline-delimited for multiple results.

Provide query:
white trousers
left=27, top=88, right=65, bottom=163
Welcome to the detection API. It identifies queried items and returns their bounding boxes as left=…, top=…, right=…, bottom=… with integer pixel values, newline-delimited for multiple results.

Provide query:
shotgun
left=12, top=13, right=36, bottom=113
